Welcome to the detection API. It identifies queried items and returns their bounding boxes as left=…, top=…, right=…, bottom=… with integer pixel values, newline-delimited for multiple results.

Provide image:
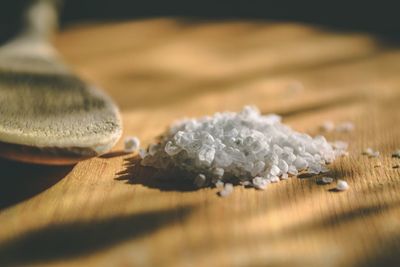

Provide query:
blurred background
left=1, top=1, right=399, bottom=43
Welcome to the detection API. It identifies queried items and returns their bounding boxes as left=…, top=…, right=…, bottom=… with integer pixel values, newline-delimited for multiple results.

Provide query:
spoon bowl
left=0, top=0, right=122, bottom=165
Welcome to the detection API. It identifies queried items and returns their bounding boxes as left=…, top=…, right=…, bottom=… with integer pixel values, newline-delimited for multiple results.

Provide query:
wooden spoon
left=0, top=0, right=122, bottom=165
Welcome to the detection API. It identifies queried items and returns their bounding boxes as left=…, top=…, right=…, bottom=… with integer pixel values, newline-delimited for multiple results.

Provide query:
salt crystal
left=288, top=165, right=299, bottom=176
left=332, top=141, right=349, bottom=150
left=293, top=157, right=308, bottom=170
left=149, top=144, right=161, bottom=156
left=165, top=141, right=182, bottom=156
left=198, top=147, right=216, bottom=165
left=269, top=176, right=280, bottom=183
left=215, top=180, right=224, bottom=189
left=140, top=106, right=346, bottom=194
left=252, top=177, right=269, bottom=190
left=251, top=161, right=265, bottom=176
left=370, top=151, right=380, bottom=158
left=363, top=148, right=374, bottom=155
left=124, top=136, right=140, bottom=153
left=138, top=148, right=147, bottom=159
left=320, top=121, right=335, bottom=132
left=320, top=165, right=330, bottom=173
left=241, top=180, right=252, bottom=187
left=280, top=173, right=289, bottom=180
left=270, top=165, right=281, bottom=176
left=212, top=167, right=225, bottom=178
left=219, top=183, right=234, bottom=197
left=319, top=176, right=334, bottom=184
left=363, top=148, right=379, bottom=158
left=336, top=122, right=355, bottom=132
left=194, top=174, right=207, bottom=188
left=336, top=180, right=349, bottom=191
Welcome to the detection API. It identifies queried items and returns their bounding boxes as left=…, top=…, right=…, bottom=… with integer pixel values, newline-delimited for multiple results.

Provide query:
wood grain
left=0, top=18, right=399, bottom=267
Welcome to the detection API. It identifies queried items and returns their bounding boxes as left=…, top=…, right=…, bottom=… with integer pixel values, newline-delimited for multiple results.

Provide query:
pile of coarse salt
left=139, top=106, right=348, bottom=194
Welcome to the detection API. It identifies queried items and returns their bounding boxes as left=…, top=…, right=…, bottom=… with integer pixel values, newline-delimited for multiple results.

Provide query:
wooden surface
left=0, top=18, right=400, bottom=267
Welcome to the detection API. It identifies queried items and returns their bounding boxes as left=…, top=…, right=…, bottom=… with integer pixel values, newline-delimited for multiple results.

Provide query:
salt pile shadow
left=116, top=155, right=353, bottom=193
left=115, top=155, right=199, bottom=192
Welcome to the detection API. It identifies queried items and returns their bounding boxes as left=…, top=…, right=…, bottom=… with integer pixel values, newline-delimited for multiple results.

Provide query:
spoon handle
left=21, top=0, right=62, bottom=41
left=0, top=0, right=65, bottom=68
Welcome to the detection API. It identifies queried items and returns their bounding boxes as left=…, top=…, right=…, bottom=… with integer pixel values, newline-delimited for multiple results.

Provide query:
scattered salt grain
left=363, top=148, right=380, bottom=158
left=319, top=121, right=355, bottom=133
left=392, top=150, right=400, bottom=159
left=215, top=180, right=225, bottom=189
left=124, top=136, right=140, bottom=153
left=336, top=180, right=349, bottom=191
left=140, top=106, right=346, bottom=193
left=320, top=176, right=334, bottom=184
left=336, top=122, right=355, bottom=132
left=371, top=151, right=380, bottom=158
left=240, top=180, right=252, bottom=187
left=330, top=141, right=349, bottom=157
left=219, top=183, right=234, bottom=197
left=363, top=148, right=373, bottom=155
left=320, top=121, right=335, bottom=132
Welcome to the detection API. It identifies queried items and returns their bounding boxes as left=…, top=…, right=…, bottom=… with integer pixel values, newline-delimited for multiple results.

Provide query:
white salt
left=293, top=157, right=308, bottom=170
left=363, top=147, right=379, bottom=158
left=371, top=151, right=380, bottom=158
left=219, top=183, right=234, bottom=197
left=336, top=180, right=349, bottom=191
left=140, top=106, right=346, bottom=191
left=194, top=174, right=207, bottom=188
left=138, top=148, right=147, bottom=158
left=331, top=141, right=349, bottom=157
left=212, top=167, right=225, bottom=178
left=215, top=180, right=225, bottom=189
left=280, top=173, right=289, bottom=180
left=320, top=176, right=334, bottom=184
left=124, top=136, right=140, bottom=153
left=269, top=176, right=280, bottom=183
left=336, top=122, right=355, bottom=132
left=320, top=121, right=354, bottom=133
left=320, top=121, right=335, bottom=132
left=252, top=177, right=269, bottom=190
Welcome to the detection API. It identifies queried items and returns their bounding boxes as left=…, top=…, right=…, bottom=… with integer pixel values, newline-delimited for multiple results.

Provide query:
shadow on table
left=115, top=155, right=198, bottom=192
left=0, top=158, right=73, bottom=210
left=356, top=232, right=400, bottom=267
left=0, top=205, right=193, bottom=267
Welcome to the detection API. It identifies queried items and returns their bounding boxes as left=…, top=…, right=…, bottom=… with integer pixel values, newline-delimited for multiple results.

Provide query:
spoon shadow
left=0, top=158, right=73, bottom=210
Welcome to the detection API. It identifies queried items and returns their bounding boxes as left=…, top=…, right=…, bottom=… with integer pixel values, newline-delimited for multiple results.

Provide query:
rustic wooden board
left=0, top=18, right=399, bottom=267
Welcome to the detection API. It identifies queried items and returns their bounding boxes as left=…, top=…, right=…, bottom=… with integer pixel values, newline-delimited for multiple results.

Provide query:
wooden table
left=0, top=18, right=399, bottom=267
